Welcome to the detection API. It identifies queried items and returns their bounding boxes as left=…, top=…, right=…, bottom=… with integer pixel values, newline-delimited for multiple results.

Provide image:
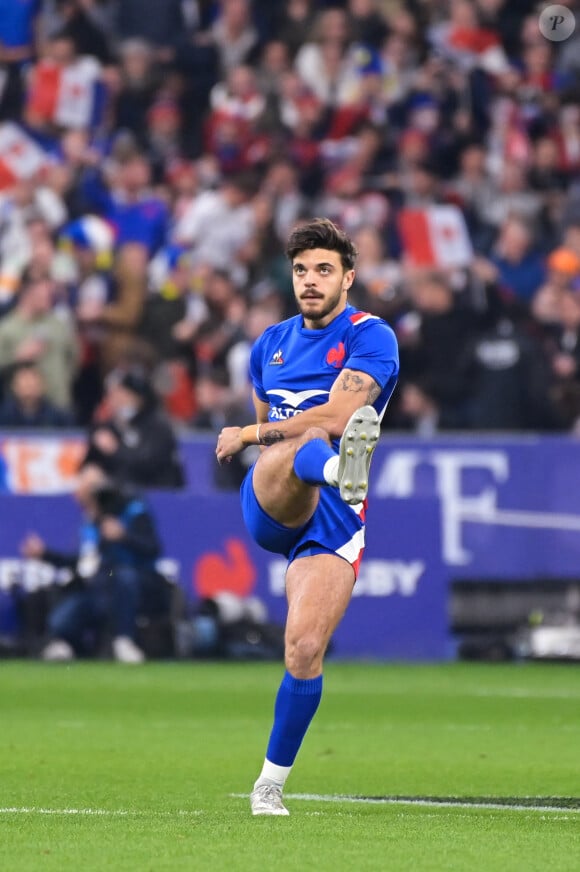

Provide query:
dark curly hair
left=286, top=218, right=358, bottom=271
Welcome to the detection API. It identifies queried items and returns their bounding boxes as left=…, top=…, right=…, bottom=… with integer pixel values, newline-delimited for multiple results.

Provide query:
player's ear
left=343, top=269, right=355, bottom=291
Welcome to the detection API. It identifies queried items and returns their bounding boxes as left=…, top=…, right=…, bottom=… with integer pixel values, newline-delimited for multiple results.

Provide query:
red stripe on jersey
left=351, top=547, right=365, bottom=579
left=349, top=312, right=380, bottom=327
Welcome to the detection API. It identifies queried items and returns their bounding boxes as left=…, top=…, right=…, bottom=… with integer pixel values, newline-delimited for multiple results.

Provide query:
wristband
left=240, top=423, right=263, bottom=446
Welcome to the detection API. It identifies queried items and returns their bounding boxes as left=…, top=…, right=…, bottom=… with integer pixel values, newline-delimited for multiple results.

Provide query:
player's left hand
left=216, top=427, right=244, bottom=464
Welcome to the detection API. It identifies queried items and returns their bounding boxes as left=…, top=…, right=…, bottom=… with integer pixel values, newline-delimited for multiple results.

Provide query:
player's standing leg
left=248, top=407, right=380, bottom=816
left=250, top=553, right=354, bottom=815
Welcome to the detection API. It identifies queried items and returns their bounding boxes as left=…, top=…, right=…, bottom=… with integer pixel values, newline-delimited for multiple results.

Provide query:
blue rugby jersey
left=244, top=304, right=399, bottom=570
left=249, top=304, right=399, bottom=444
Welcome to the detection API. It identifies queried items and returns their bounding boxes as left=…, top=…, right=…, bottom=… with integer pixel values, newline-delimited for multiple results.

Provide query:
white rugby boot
left=337, top=405, right=380, bottom=505
left=250, top=782, right=289, bottom=816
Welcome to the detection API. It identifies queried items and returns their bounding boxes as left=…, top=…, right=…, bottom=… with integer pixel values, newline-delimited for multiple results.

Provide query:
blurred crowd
left=1, top=0, right=580, bottom=445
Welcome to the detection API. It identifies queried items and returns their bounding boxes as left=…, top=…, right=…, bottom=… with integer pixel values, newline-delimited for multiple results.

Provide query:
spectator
left=24, top=32, right=105, bottom=134
left=0, top=271, right=79, bottom=413
left=396, top=271, right=477, bottom=429
left=0, top=181, right=67, bottom=309
left=55, top=215, right=117, bottom=421
left=138, top=244, right=205, bottom=422
left=475, top=159, right=543, bottom=238
left=171, top=172, right=257, bottom=271
left=20, top=464, right=166, bottom=662
left=189, top=268, right=249, bottom=384
left=546, top=225, right=580, bottom=293
left=487, top=216, right=546, bottom=305
left=50, top=0, right=113, bottom=63
left=347, top=0, right=389, bottom=51
left=274, top=0, right=316, bottom=59
left=294, top=7, right=359, bottom=107
left=140, top=244, right=207, bottom=362
left=0, top=361, right=74, bottom=428
left=209, top=0, right=260, bottom=76
left=115, top=39, right=160, bottom=146
left=351, top=224, right=402, bottom=320
left=458, top=313, right=561, bottom=432
left=395, top=379, right=441, bottom=437
left=0, top=0, right=578, bottom=437
left=84, top=367, right=186, bottom=489
left=541, top=289, right=580, bottom=430
left=82, top=152, right=169, bottom=255
left=260, top=158, right=305, bottom=246
left=0, top=0, right=41, bottom=119
left=447, top=142, right=490, bottom=235
left=256, top=39, right=292, bottom=104
left=546, top=247, right=580, bottom=293
left=205, top=64, right=268, bottom=174
left=114, top=0, right=194, bottom=60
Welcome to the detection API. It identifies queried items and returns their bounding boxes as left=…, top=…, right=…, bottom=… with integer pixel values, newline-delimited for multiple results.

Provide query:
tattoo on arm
left=337, top=372, right=381, bottom=404
left=337, top=372, right=365, bottom=393
left=261, top=429, right=286, bottom=446
left=366, top=382, right=381, bottom=404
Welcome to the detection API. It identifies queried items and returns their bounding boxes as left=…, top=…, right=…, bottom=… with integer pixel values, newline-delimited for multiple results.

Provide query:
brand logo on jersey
left=266, top=388, right=329, bottom=419
left=269, top=349, right=284, bottom=365
left=326, top=342, right=346, bottom=368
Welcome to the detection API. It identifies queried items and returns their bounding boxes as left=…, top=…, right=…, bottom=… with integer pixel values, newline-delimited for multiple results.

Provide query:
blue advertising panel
left=3, top=432, right=580, bottom=658
left=179, top=434, right=580, bottom=579
left=0, top=492, right=447, bottom=660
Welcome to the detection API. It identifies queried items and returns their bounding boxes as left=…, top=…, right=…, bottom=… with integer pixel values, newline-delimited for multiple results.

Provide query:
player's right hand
left=216, top=427, right=244, bottom=464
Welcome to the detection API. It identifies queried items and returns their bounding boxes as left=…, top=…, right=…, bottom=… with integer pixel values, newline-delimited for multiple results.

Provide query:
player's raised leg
left=251, top=405, right=380, bottom=528
left=251, top=553, right=355, bottom=816
left=250, top=426, right=335, bottom=529
left=286, top=405, right=380, bottom=503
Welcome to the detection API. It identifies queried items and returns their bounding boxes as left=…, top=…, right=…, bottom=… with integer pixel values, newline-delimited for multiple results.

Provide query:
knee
left=285, top=631, right=325, bottom=677
left=299, top=426, right=330, bottom=447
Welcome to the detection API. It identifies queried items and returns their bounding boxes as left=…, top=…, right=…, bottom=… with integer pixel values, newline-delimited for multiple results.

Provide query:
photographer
left=83, top=368, right=186, bottom=490
left=21, top=465, right=165, bottom=663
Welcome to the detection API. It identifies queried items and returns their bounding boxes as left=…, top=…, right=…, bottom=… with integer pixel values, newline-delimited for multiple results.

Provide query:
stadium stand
left=0, top=0, right=579, bottom=439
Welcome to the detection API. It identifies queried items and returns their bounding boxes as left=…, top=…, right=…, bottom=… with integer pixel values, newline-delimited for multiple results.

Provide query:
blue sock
left=266, top=671, right=323, bottom=767
left=293, top=439, right=336, bottom=486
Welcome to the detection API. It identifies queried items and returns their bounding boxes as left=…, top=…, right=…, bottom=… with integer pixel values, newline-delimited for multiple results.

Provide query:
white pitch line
left=0, top=807, right=203, bottom=817
left=285, top=795, right=580, bottom=814
left=231, top=794, right=580, bottom=814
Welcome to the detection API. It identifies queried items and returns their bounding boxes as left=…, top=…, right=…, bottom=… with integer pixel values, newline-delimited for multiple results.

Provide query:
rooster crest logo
left=326, top=342, right=346, bottom=368
left=270, top=348, right=284, bottom=365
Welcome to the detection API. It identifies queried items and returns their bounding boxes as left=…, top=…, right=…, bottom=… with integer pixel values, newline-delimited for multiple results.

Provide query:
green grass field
left=1, top=661, right=579, bottom=871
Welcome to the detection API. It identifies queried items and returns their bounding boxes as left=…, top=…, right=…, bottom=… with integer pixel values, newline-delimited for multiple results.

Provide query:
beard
left=295, top=286, right=346, bottom=324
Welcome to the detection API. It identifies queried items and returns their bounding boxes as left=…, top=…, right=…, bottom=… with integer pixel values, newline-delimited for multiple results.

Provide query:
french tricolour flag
left=0, top=123, right=47, bottom=190
left=398, top=205, right=473, bottom=269
left=27, top=57, right=106, bottom=130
